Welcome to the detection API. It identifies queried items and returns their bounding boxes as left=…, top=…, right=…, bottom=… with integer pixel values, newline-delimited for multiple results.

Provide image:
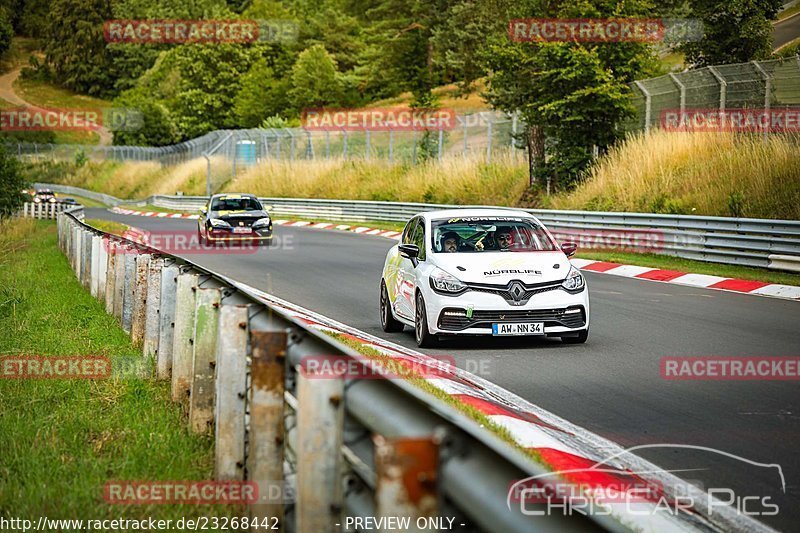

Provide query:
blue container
left=235, top=140, right=257, bottom=167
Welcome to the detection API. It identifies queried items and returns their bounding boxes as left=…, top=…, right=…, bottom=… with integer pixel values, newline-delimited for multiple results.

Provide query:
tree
left=0, top=147, right=27, bottom=219
left=680, top=0, right=783, bottom=66
left=289, top=44, right=343, bottom=111
left=482, top=0, right=659, bottom=189
left=234, top=59, right=291, bottom=127
left=0, top=8, right=12, bottom=57
left=111, top=89, right=181, bottom=146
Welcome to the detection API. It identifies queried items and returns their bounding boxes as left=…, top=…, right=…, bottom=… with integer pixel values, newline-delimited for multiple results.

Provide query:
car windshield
left=211, top=197, right=262, bottom=211
left=431, top=217, right=558, bottom=253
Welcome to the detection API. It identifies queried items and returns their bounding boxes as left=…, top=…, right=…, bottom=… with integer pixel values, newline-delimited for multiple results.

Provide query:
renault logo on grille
left=508, top=281, right=526, bottom=301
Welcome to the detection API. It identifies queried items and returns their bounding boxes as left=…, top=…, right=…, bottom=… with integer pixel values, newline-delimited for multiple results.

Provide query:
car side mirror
left=200, top=206, right=207, bottom=214
left=561, top=242, right=577, bottom=258
left=399, top=244, right=419, bottom=259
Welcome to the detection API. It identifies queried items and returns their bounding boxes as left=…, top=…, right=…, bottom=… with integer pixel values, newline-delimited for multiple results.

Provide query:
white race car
left=379, top=209, right=589, bottom=347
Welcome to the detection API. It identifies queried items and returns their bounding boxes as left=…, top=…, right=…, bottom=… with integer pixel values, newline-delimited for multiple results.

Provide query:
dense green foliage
left=0, top=0, right=787, bottom=189
left=0, top=147, right=28, bottom=218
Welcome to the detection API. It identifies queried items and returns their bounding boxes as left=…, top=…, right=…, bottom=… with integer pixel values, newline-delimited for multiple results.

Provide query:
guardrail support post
left=214, top=305, right=249, bottom=481
left=296, top=360, right=345, bottom=533
left=105, top=241, right=117, bottom=315
left=189, top=287, right=221, bottom=434
left=71, top=226, right=81, bottom=275
left=130, top=254, right=151, bottom=347
left=248, top=331, right=287, bottom=528
left=374, top=436, right=440, bottom=529
left=121, top=253, right=137, bottom=333
left=97, top=236, right=108, bottom=302
left=143, top=258, right=163, bottom=359
left=172, top=273, right=199, bottom=403
left=157, top=264, right=180, bottom=380
left=81, top=230, right=92, bottom=289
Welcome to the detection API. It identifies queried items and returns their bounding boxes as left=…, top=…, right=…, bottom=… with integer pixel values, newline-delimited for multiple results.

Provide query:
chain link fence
left=7, top=55, right=800, bottom=167
left=629, top=55, right=800, bottom=131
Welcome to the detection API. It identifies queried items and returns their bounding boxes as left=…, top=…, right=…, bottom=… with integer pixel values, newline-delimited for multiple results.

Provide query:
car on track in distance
left=32, top=189, right=57, bottom=204
left=197, top=193, right=273, bottom=246
left=379, top=209, right=589, bottom=347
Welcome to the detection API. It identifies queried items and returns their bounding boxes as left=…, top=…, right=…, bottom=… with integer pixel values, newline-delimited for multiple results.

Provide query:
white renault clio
left=379, top=209, right=589, bottom=347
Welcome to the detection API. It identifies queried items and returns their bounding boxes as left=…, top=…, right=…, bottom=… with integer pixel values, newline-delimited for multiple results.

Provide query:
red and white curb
left=570, top=258, right=800, bottom=300
left=108, top=207, right=799, bottom=301
left=231, top=280, right=769, bottom=533
left=111, top=207, right=199, bottom=219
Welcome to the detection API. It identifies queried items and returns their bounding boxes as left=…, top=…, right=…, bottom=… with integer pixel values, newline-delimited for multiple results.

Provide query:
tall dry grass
left=228, top=151, right=529, bottom=206
left=550, top=130, right=800, bottom=219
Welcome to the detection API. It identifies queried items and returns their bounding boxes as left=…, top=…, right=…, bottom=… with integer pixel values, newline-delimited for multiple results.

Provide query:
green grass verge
left=85, top=218, right=129, bottom=236
left=61, top=193, right=107, bottom=208
left=118, top=203, right=188, bottom=214
left=777, top=3, right=800, bottom=21
left=575, top=250, right=800, bottom=286
left=0, top=219, right=243, bottom=521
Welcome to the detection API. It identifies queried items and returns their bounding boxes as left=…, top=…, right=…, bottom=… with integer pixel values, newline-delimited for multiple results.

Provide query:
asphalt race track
left=89, top=208, right=800, bottom=530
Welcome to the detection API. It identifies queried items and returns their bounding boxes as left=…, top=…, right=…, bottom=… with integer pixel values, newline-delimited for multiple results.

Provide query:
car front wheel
left=414, top=292, right=437, bottom=348
left=380, top=281, right=404, bottom=333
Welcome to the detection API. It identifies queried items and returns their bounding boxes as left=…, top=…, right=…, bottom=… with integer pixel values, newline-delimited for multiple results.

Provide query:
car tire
left=380, top=281, right=404, bottom=333
left=561, top=329, right=589, bottom=344
left=197, top=227, right=205, bottom=246
left=414, top=292, right=437, bottom=348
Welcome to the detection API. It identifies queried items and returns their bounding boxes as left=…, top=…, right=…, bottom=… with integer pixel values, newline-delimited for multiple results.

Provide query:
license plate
left=492, top=322, right=544, bottom=336
left=233, top=227, right=252, bottom=234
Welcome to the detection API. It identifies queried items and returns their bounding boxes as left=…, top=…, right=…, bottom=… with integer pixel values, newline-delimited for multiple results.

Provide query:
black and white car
left=197, top=193, right=273, bottom=246
left=380, top=209, right=590, bottom=347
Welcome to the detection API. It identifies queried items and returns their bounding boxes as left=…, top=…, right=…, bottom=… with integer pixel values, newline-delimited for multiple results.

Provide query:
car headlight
left=49, top=197, right=56, bottom=203
left=209, top=218, right=231, bottom=228
left=562, top=266, right=585, bottom=292
left=33, top=197, right=41, bottom=203
left=430, top=267, right=467, bottom=294
left=252, top=217, right=271, bottom=228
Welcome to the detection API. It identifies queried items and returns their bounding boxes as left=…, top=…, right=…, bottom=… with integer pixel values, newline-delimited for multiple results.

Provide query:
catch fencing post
left=295, top=359, right=345, bottom=533
left=130, top=254, right=151, bottom=347
left=374, top=436, right=440, bottom=527
left=365, top=129, right=371, bottom=160
left=214, top=305, right=250, bottom=481
left=388, top=129, right=394, bottom=163
left=708, top=66, right=727, bottom=126
left=143, top=258, right=163, bottom=359
left=157, top=264, right=180, bottom=380
left=248, top=331, right=287, bottom=529
left=437, top=129, right=443, bottom=161
left=753, top=60, right=771, bottom=143
left=189, top=287, right=222, bottom=434
left=634, top=80, right=652, bottom=133
left=486, top=114, right=493, bottom=163
left=172, top=272, right=199, bottom=403
left=669, top=73, right=686, bottom=115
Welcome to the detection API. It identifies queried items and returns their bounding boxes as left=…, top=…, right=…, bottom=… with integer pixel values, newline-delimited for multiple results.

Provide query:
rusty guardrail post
left=113, top=245, right=127, bottom=321
left=157, top=263, right=180, bottom=380
left=121, top=253, right=136, bottom=333
left=105, top=242, right=117, bottom=314
left=143, top=257, right=163, bottom=359
left=130, top=253, right=151, bottom=347
left=296, top=358, right=345, bottom=533
left=189, top=287, right=222, bottom=433
left=171, top=272, right=199, bottom=403
left=248, top=331, right=287, bottom=529
left=214, top=305, right=249, bottom=481
left=374, top=436, right=440, bottom=531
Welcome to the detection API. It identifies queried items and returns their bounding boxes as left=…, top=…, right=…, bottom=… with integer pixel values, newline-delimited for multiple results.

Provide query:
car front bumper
left=206, top=227, right=273, bottom=242
left=422, top=284, right=589, bottom=336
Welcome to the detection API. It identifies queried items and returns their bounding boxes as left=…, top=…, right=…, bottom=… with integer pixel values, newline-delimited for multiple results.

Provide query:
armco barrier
left=56, top=206, right=601, bottom=532
left=56, top=206, right=776, bottom=533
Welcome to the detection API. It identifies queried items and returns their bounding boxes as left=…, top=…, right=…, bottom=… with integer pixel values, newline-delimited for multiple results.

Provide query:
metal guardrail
left=146, top=194, right=800, bottom=270
left=56, top=206, right=617, bottom=532
left=20, top=201, right=77, bottom=219
left=36, top=182, right=800, bottom=270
